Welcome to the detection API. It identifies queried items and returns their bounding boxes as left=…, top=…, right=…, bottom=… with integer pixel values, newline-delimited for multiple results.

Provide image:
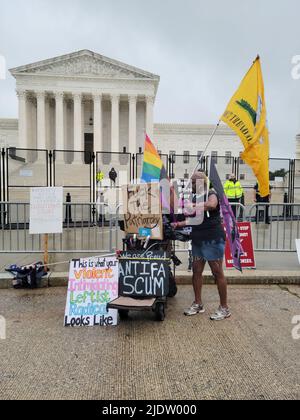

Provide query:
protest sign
left=30, top=187, right=63, bottom=235
left=119, top=251, right=169, bottom=298
left=30, top=187, right=63, bottom=269
left=225, top=222, right=256, bottom=269
left=64, top=256, right=119, bottom=327
left=122, top=183, right=163, bottom=240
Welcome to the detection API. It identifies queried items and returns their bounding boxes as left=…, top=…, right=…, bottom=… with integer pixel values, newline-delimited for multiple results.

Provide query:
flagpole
left=183, top=120, right=221, bottom=194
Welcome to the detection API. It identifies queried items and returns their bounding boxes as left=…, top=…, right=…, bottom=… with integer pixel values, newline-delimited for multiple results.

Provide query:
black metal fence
left=0, top=148, right=297, bottom=208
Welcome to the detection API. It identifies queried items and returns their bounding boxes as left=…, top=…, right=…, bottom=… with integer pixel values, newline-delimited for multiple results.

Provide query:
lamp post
left=0, top=135, right=7, bottom=227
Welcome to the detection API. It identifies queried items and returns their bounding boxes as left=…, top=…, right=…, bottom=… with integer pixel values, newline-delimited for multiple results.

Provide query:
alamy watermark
left=0, top=55, right=6, bottom=80
left=98, top=170, right=206, bottom=225
left=291, top=56, right=300, bottom=80
left=292, top=315, right=300, bottom=340
left=0, top=316, right=6, bottom=340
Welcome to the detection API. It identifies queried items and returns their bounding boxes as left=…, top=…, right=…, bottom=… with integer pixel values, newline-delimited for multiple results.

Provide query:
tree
left=269, top=168, right=288, bottom=181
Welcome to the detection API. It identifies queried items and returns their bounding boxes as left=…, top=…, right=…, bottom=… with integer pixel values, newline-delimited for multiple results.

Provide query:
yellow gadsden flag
left=221, top=57, right=270, bottom=197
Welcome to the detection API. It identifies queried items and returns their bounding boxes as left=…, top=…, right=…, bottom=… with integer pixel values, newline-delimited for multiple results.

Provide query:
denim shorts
left=192, top=239, right=226, bottom=262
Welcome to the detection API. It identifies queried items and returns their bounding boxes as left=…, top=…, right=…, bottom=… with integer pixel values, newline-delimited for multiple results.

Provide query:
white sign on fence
left=30, top=187, right=63, bottom=235
left=296, top=240, right=300, bottom=265
left=64, top=257, right=119, bottom=328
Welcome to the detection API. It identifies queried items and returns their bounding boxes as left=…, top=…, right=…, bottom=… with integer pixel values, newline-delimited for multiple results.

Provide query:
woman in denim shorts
left=172, top=172, right=231, bottom=321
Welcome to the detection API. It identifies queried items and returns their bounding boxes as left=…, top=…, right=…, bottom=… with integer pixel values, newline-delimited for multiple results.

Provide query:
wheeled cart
left=107, top=236, right=178, bottom=322
left=108, top=296, right=167, bottom=322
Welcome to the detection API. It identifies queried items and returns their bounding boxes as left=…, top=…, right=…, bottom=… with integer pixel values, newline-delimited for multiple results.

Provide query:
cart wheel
left=119, top=310, right=129, bottom=320
left=155, top=303, right=165, bottom=322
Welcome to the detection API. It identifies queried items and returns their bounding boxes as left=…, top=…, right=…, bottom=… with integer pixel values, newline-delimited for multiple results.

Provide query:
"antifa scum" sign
left=119, top=251, right=170, bottom=298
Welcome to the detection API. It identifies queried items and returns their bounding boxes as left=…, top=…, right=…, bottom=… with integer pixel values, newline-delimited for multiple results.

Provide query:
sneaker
left=184, top=302, right=205, bottom=316
left=210, top=307, right=231, bottom=321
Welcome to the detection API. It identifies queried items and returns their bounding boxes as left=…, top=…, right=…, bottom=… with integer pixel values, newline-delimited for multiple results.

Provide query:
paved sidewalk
left=0, top=285, right=299, bottom=400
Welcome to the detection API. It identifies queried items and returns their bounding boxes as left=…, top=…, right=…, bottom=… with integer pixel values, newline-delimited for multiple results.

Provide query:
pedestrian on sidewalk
left=172, top=171, right=231, bottom=321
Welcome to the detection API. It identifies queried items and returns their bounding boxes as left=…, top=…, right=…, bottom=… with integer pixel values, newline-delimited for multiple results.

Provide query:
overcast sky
left=0, top=0, right=300, bottom=157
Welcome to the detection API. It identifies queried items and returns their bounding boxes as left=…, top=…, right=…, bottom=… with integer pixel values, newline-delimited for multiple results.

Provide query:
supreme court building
left=0, top=49, right=264, bottom=202
left=9, top=50, right=159, bottom=157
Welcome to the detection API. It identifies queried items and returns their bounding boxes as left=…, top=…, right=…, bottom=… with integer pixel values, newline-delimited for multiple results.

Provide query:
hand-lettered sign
left=64, top=257, right=119, bottom=328
left=30, top=187, right=63, bottom=235
left=119, top=251, right=170, bottom=298
left=225, top=222, right=256, bottom=269
left=122, top=183, right=163, bottom=240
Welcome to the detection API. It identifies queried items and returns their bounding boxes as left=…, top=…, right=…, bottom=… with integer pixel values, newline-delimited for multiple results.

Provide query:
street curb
left=0, top=271, right=299, bottom=289
left=176, top=274, right=300, bottom=285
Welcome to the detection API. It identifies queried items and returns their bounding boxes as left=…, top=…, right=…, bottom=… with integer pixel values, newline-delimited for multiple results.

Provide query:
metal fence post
left=91, top=152, right=96, bottom=224
left=0, top=149, right=3, bottom=227
left=235, top=157, right=240, bottom=180
left=65, top=193, right=73, bottom=224
left=1, top=148, right=7, bottom=227
left=4, top=148, right=8, bottom=203
left=132, top=154, right=135, bottom=183
left=290, top=159, right=295, bottom=205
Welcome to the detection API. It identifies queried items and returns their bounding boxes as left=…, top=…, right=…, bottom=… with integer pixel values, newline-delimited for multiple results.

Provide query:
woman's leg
left=192, top=258, right=206, bottom=305
left=208, top=260, right=228, bottom=308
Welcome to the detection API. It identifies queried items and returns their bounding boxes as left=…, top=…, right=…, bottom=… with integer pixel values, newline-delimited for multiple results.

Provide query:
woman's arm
left=204, top=194, right=218, bottom=211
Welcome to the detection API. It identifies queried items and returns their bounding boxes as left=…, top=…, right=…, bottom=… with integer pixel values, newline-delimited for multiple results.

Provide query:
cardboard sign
left=225, top=222, right=256, bottom=269
left=30, top=187, right=63, bottom=234
left=119, top=251, right=170, bottom=298
left=64, top=257, right=119, bottom=327
left=122, top=183, right=163, bottom=240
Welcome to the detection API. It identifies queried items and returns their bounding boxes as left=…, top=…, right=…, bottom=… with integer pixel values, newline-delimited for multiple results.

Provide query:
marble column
left=129, top=95, right=137, bottom=154
left=55, top=92, right=65, bottom=154
left=111, top=94, right=120, bottom=153
left=17, top=90, right=28, bottom=150
left=36, top=91, right=46, bottom=150
left=45, top=98, right=51, bottom=150
left=73, top=93, right=83, bottom=162
left=93, top=93, right=103, bottom=152
left=146, top=96, right=154, bottom=140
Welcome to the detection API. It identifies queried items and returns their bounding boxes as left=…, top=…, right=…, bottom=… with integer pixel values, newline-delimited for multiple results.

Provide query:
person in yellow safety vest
left=224, top=174, right=244, bottom=218
left=96, top=171, right=104, bottom=184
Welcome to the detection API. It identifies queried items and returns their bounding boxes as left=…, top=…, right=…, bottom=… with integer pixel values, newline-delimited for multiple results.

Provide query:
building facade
left=0, top=49, right=279, bottom=201
left=6, top=50, right=159, bottom=157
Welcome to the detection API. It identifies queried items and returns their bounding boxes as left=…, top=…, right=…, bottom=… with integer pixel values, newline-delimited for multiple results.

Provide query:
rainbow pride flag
left=141, top=135, right=164, bottom=182
left=141, top=135, right=175, bottom=216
